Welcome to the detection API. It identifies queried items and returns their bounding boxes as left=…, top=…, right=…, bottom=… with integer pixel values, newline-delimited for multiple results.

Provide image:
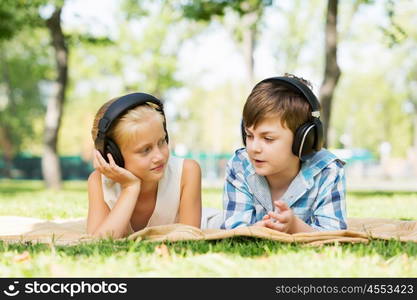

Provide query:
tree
left=0, top=36, right=48, bottom=177
left=0, top=0, right=44, bottom=40
left=174, top=82, right=248, bottom=153
left=41, top=5, right=68, bottom=189
left=319, top=0, right=340, bottom=148
left=0, top=0, right=107, bottom=188
left=181, top=0, right=272, bottom=84
left=55, top=0, right=197, bottom=160
left=271, top=0, right=325, bottom=73
left=322, top=0, right=409, bottom=148
left=0, top=1, right=49, bottom=178
left=329, top=0, right=415, bottom=158
left=0, top=0, right=67, bottom=188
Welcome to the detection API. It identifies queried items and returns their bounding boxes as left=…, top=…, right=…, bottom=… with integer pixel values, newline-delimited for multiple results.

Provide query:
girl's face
left=119, top=114, right=169, bottom=182
left=245, top=115, right=299, bottom=177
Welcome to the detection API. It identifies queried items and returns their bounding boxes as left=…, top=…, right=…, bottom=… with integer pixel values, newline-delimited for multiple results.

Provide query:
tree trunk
left=0, top=48, right=16, bottom=178
left=0, top=126, right=14, bottom=178
left=241, top=12, right=258, bottom=85
left=319, top=0, right=341, bottom=148
left=42, top=6, right=68, bottom=190
left=413, top=112, right=417, bottom=149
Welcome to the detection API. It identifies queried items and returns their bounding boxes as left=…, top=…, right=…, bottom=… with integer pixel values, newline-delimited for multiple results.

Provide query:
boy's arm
left=260, top=161, right=347, bottom=233
left=310, top=161, right=347, bottom=231
left=221, top=161, right=256, bottom=229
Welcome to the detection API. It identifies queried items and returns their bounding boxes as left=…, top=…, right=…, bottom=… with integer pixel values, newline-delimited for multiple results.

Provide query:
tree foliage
left=0, top=30, right=51, bottom=153
left=181, top=0, right=272, bottom=20
left=0, top=0, right=45, bottom=41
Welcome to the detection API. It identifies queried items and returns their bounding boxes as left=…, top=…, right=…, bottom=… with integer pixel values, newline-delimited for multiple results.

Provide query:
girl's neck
left=140, top=180, right=158, bottom=195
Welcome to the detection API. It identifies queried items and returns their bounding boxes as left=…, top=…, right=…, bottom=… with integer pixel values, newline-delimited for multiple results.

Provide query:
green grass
left=1, top=180, right=417, bottom=277
left=0, top=180, right=87, bottom=219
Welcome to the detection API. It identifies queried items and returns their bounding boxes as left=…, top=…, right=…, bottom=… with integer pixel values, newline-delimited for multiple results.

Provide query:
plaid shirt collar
left=244, top=149, right=344, bottom=211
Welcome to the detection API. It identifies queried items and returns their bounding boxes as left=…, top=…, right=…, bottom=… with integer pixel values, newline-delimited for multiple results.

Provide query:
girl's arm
left=87, top=151, right=141, bottom=238
left=178, top=159, right=202, bottom=228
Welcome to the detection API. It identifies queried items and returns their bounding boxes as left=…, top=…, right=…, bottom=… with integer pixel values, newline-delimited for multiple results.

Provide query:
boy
left=221, top=74, right=347, bottom=233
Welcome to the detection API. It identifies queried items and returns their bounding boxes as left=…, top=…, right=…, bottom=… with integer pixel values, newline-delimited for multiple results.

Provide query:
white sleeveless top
left=101, top=156, right=183, bottom=232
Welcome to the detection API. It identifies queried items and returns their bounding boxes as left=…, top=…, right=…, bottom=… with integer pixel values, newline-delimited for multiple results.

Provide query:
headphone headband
left=98, top=92, right=164, bottom=134
left=242, top=76, right=323, bottom=160
left=94, top=92, right=168, bottom=167
left=255, top=76, right=321, bottom=117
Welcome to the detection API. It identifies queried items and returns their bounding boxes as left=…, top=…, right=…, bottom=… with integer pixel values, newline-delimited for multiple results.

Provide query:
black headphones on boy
left=94, top=92, right=168, bottom=168
left=241, top=76, right=323, bottom=161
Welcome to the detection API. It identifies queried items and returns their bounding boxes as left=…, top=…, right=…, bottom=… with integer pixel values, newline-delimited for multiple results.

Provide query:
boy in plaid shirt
left=221, top=74, right=347, bottom=233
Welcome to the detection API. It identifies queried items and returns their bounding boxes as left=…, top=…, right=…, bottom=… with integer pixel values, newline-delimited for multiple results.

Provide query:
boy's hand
left=93, top=150, right=141, bottom=190
left=263, top=200, right=295, bottom=233
left=253, top=214, right=272, bottom=227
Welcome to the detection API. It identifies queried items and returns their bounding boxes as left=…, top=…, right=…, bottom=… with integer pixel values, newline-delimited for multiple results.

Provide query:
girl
left=87, top=92, right=201, bottom=238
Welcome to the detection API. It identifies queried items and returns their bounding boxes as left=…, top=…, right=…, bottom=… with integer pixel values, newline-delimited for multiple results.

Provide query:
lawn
left=0, top=180, right=417, bottom=277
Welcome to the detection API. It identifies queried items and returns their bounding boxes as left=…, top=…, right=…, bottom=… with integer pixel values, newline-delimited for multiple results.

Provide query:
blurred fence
left=2, top=149, right=417, bottom=190
left=177, top=152, right=232, bottom=187
left=0, top=152, right=233, bottom=182
left=0, top=155, right=94, bottom=180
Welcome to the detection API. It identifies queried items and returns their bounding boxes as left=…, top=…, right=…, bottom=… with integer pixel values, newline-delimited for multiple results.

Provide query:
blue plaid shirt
left=221, top=148, right=347, bottom=231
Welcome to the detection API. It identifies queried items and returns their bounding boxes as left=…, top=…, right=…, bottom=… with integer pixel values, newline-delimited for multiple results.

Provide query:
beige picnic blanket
left=0, top=216, right=92, bottom=245
left=0, top=216, right=416, bottom=246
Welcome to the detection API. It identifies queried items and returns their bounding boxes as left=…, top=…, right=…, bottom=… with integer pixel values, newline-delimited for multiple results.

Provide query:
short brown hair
left=242, top=74, right=318, bottom=134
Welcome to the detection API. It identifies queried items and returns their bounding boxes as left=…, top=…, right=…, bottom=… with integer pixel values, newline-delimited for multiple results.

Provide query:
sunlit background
left=1, top=0, right=417, bottom=191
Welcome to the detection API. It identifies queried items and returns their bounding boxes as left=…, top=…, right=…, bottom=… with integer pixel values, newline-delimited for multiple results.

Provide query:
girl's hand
left=93, top=150, right=141, bottom=190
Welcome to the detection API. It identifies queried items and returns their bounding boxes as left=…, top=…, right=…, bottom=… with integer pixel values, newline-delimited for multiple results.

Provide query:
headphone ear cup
left=313, top=118, right=324, bottom=151
left=240, top=119, right=246, bottom=146
left=293, top=122, right=316, bottom=160
left=105, top=138, right=125, bottom=168
left=162, top=119, right=169, bottom=144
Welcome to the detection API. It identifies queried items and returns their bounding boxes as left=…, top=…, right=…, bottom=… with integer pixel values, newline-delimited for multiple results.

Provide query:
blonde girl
left=87, top=93, right=201, bottom=238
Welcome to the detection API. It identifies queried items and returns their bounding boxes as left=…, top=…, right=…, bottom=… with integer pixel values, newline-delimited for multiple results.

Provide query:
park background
left=1, top=0, right=417, bottom=277
left=1, top=0, right=417, bottom=190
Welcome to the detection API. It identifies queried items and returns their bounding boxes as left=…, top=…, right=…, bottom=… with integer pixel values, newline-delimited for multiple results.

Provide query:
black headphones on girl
left=241, top=76, right=323, bottom=161
left=94, top=92, right=168, bottom=168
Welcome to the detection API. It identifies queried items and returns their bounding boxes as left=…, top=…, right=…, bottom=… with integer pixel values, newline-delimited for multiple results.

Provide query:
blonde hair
left=91, top=98, right=165, bottom=149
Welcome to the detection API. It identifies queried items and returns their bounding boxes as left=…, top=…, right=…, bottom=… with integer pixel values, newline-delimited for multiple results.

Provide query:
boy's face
left=120, top=114, right=169, bottom=182
left=245, top=115, right=299, bottom=177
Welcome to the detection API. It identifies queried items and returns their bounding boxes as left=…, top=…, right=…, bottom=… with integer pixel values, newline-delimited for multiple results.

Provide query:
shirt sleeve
left=221, top=158, right=256, bottom=229
left=310, top=160, right=347, bottom=231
